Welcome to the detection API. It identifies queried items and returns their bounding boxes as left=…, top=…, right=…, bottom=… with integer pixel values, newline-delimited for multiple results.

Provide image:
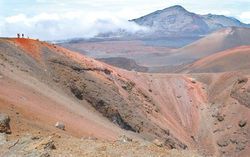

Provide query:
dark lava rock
left=236, top=143, right=246, bottom=151
left=217, top=139, right=229, bottom=147
left=238, top=120, right=247, bottom=128
left=70, top=83, right=85, bottom=100
left=0, top=113, right=11, bottom=134
left=237, top=77, right=248, bottom=84
left=177, top=96, right=182, bottom=99
left=103, top=68, right=112, bottom=75
left=217, top=115, right=224, bottom=122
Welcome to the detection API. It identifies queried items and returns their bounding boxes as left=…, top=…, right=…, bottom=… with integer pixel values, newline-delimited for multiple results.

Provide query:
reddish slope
left=182, top=46, right=250, bottom=73
left=0, top=38, right=189, bottom=149
left=11, top=38, right=42, bottom=61
left=175, top=27, right=250, bottom=57
left=0, top=76, right=119, bottom=139
left=0, top=38, right=249, bottom=157
left=145, top=27, right=250, bottom=67
left=193, top=72, right=250, bottom=157
left=0, top=39, right=125, bottom=140
left=121, top=72, right=207, bottom=146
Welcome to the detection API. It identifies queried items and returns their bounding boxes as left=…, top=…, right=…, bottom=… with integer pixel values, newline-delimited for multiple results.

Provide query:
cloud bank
left=1, top=0, right=250, bottom=40
left=0, top=11, right=148, bottom=40
left=240, top=12, right=250, bottom=23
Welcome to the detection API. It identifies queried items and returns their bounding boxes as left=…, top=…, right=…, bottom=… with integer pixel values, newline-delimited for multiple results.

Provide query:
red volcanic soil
left=9, top=38, right=42, bottom=61
left=194, top=72, right=250, bottom=157
left=175, top=27, right=250, bottom=58
left=0, top=38, right=126, bottom=139
left=119, top=72, right=207, bottom=147
left=0, top=68, right=121, bottom=140
left=147, top=27, right=250, bottom=69
left=182, top=46, right=250, bottom=73
left=0, top=38, right=249, bottom=157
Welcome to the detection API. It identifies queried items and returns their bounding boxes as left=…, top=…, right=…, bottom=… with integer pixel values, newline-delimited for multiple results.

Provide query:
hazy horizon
left=1, top=0, right=250, bottom=40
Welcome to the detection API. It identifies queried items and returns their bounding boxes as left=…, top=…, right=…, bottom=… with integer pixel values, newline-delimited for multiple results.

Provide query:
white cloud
left=0, top=11, right=148, bottom=40
left=1, top=0, right=250, bottom=40
left=240, top=11, right=250, bottom=23
left=6, top=14, right=27, bottom=23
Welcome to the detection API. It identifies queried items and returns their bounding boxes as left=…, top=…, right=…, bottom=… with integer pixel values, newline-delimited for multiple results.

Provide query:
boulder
left=236, top=143, right=245, bottom=151
left=55, top=122, right=65, bottom=130
left=165, top=138, right=177, bottom=149
left=0, top=113, right=11, bottom=134
left=217, top=139, right=229, bottom=147
left=118, top=135, right=133, bottom=143
left=153, top=139, right=164, bottom=147
left=237, top=77, right=248, bottom=84
left=190, top=78, right=196, bottom=84
left=217, top=115, right=224, bottom=122
left=238, top=120, right=247, bottom=128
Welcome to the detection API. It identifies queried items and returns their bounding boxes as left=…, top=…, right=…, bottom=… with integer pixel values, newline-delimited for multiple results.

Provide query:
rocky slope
left=137, top=27, right=250, bottom=69
left=180, top=46, right=250, bottom=73
left=0, top=38, right=249, bottom=156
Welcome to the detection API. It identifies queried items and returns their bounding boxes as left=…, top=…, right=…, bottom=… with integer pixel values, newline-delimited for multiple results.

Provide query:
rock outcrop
left=55, top=122, right=65, bottom=130
left=0, top=113, right=11, bottom=134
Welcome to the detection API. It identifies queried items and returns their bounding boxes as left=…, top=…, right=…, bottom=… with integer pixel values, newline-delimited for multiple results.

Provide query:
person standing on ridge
left=17, top=33, right=20, bottom=38
left=22, top=34, right=24, bottom=38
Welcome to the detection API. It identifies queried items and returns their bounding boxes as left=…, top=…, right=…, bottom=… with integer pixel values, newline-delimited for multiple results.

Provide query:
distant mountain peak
left=157, top=5, right=188, bottom=14
left=164, top=5, right=186, bottom=11
left=130, top=5, right=250, bottom=37
left=131, top=5, right=189, bottom=21
left=99, top=5, right=250, bottom=39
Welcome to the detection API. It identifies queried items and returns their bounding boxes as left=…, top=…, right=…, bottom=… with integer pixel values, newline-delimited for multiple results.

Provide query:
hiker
left=17, top=33, right=20, bottom=38
left=22, top=34, right=24, bottom=38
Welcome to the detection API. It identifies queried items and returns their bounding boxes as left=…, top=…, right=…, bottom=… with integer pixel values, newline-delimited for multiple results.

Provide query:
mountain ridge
left=130, top=5, right=250, bottom=37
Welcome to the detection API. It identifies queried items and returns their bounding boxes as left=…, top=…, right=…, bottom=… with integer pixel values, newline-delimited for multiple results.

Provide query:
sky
left=0, top=0, right=250, bottom=40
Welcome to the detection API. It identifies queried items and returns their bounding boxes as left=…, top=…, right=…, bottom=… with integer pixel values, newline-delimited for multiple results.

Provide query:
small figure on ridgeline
left=17, top=33, right=20, bottom=38
left=22, top=33, right=24, bottom=38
